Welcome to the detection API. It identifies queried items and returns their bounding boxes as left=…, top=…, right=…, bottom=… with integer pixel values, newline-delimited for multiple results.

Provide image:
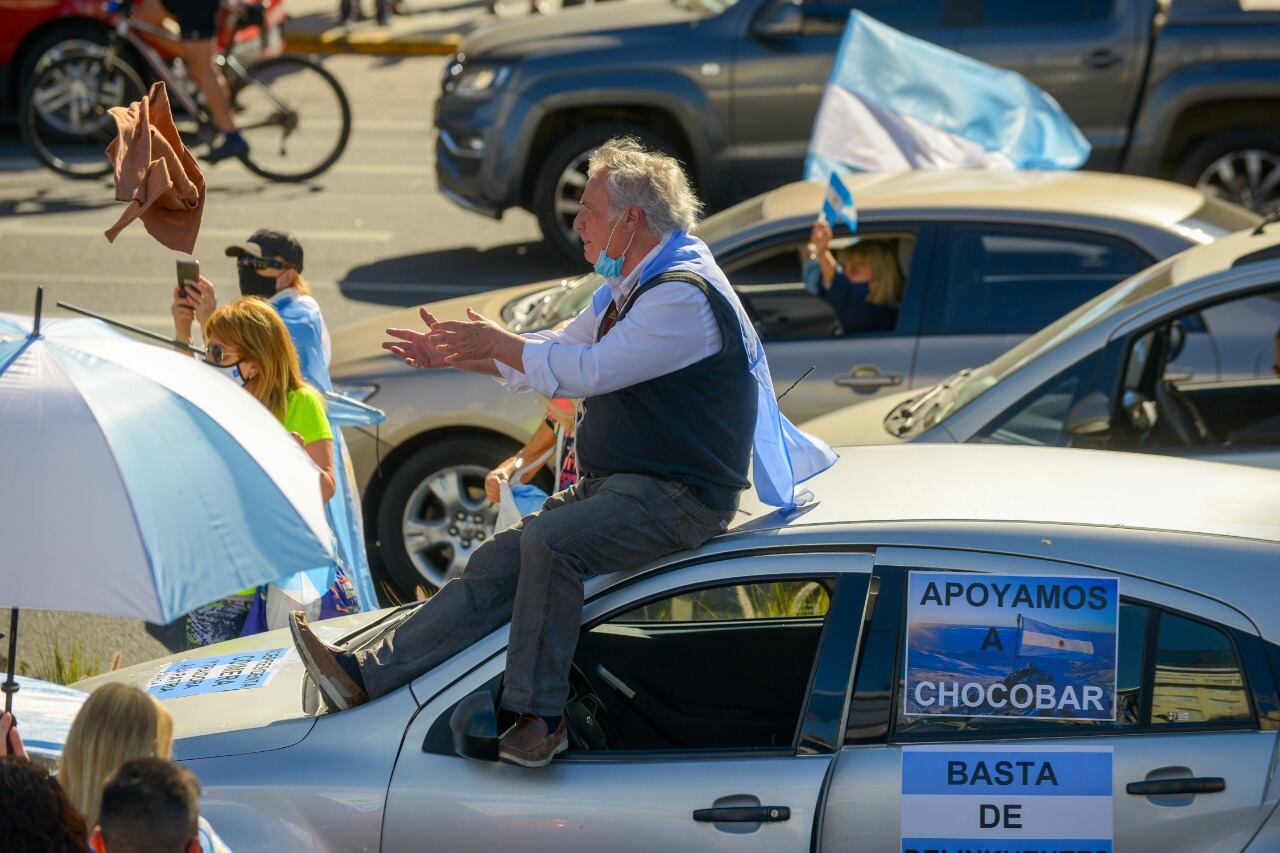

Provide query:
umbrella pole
left=2, top=608, right=18, bottom=755
left=33, top=287, right=43, bottom=336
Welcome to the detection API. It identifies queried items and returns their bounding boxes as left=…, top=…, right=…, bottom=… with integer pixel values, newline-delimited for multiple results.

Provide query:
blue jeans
left=354, top=473, right=733, bottom=715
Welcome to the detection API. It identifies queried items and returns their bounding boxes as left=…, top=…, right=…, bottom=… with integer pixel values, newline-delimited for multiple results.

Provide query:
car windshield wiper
left=887, top=369, right=972, bottom=437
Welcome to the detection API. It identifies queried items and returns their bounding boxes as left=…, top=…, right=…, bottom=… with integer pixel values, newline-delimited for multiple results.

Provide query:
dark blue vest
left=574, top=271, right=757, bottom=512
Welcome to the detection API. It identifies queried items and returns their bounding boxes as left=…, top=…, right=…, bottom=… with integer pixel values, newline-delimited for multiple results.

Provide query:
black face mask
left=238, top=267, right=278, bottom=299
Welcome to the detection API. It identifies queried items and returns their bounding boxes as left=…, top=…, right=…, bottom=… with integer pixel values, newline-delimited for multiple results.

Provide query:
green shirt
left=282, top=386, right=332, bottom=445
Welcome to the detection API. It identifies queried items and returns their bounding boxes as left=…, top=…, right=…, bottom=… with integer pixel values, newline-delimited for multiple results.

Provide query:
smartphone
left=176, top=258, right=200, bottom=299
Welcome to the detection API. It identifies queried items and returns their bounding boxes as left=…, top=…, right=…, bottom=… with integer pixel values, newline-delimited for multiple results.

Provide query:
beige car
left=331, top=170, right=1255, bottom=601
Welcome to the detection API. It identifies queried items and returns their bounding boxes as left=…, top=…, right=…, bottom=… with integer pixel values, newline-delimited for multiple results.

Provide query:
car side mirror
left=752, top=0, right=803, bottom=38
left=1122, top=390, right=1159, bottom=432
left=449, top=689, right=500, bottom=762
left=1065, top=391, right=1113, bottom=437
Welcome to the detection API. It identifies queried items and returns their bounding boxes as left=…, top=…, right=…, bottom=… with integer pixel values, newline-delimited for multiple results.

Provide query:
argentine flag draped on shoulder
left=589, top=233, right=838, bottom=511
left=805, top=11, right=1091, bottom=183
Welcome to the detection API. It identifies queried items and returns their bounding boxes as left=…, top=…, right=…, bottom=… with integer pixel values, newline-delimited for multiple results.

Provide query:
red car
left=1, top=0, right=284, bottom=117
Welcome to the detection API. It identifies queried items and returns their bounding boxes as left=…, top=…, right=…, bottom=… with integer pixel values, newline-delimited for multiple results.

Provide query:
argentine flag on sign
left=804, top=12, right=1091, bottom=183
left=1017, top=616, right=1095, bottom=660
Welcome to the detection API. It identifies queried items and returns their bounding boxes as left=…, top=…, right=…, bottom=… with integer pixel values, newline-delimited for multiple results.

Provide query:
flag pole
left=3, top=608, right=19, bottom=739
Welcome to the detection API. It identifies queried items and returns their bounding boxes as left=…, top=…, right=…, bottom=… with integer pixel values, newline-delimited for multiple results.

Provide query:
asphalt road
left=0, top=53, right=580, bottom=679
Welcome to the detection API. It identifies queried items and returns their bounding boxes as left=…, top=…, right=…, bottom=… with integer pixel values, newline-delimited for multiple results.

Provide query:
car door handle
left=1163, top=367, right=1194, bottom=382
left=693, top=806, right=791, bottom=823
left=1083, top=48, right=1122, bottom=69
left=1126, top=777, right=1225, bottom=796
left=834, top=364, right=903, bottom=389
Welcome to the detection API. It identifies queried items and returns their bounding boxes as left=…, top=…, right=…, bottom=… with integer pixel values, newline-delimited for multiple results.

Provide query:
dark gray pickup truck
left=434, top=0, right=1280, bottom=262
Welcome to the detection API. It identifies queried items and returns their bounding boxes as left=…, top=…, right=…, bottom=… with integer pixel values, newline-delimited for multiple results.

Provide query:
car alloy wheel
left=1195, top=149, right=1280, bottom=213
left=552, top=150, right=592, bottom=254
left=401, top=463, right=498, bottom=590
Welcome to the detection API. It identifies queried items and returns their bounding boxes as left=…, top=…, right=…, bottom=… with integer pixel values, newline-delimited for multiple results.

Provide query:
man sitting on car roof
left=290, top=137, right=836, bottom=768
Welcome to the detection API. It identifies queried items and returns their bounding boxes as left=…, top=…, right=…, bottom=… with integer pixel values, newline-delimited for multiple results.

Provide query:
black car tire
left=14, top=22, right=126, bottom=96
left=376, top=435, right=521, bottom=600
left=532, top=123, right=676, bottom=265
left=1175, top=128, right=1280, bottom=213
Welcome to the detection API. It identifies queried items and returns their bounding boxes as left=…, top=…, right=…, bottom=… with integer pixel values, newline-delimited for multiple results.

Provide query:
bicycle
left=19, top=0, right=352, bottom=183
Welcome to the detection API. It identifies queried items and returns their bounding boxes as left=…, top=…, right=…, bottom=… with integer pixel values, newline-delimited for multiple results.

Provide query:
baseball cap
left=225, top=229, right=304, bottom=272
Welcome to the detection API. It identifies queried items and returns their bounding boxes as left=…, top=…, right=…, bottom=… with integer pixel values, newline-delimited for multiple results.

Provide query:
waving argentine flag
left=805, top=11, right=1090, bottom=183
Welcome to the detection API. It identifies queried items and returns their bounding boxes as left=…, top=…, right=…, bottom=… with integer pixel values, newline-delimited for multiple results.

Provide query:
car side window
left=1152, top=612, right=1252, bottom=725
left=980, top=0, right=1112, bottom=25
left=568, top=579, right=832, bottom=752
left=721, top=231, right=919, bottom=340
left=894, top=599, right=1255, bottom=738
left=802, top=0, right=946, bottom=28
left=925, top=225, right=1152, bottom=336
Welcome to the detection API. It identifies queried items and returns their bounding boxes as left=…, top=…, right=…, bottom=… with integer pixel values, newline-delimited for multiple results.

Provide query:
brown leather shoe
left=289, top=610, right=369, bottom=712
left=498, top=714, right=567, bottom=768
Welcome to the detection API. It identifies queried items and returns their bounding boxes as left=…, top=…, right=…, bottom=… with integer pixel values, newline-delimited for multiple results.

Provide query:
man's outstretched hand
left=428, top=308, right=521, bottom=365
left=384, top=308, right=450, bottom=369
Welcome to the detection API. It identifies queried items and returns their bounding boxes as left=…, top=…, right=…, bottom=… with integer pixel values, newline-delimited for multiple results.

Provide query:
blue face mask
left=593, top=215, right=636, bottom=279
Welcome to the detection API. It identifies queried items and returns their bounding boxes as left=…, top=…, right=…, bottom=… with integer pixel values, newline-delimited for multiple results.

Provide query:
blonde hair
left=205, top=297, right=307, bottom=422
left=838, top=241, right=904, bottom=307
left=59, top=683, right=174, bottom=828
left=587, top=137, right=701, bottom=236
left=288, top=272, right=311, bottom=296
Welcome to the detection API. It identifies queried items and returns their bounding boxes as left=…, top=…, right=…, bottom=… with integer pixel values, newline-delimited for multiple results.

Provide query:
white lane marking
left=0, top=223, right=395, bottom=242
left=0, top=270, right=483, bottom=295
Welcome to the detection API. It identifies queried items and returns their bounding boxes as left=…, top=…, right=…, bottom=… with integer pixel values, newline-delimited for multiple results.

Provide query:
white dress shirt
left=496, top=233, right=722, bottom=398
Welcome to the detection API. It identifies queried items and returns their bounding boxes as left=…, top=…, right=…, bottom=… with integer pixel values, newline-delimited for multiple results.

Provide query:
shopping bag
left=496, top=481, right=549, bottom=532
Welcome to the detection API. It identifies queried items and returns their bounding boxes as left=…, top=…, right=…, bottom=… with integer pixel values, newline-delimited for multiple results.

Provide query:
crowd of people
left=0, top=684, right=230, bottom=852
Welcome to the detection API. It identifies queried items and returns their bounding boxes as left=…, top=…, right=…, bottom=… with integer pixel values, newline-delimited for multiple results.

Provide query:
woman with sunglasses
left=181, top=298, right=358, bottom=647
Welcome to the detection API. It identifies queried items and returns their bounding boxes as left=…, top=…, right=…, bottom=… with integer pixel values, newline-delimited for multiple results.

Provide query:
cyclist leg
left=164, top=0, right=248, bottom=162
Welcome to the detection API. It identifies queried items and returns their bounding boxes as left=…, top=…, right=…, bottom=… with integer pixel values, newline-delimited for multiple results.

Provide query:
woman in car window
left=803, top=220, right=902, bottom=333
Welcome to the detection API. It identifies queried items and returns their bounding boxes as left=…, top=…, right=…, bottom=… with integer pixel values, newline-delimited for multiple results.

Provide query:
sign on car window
left=901, top=744, right=1113, bottom=853
left=904, top=573, right=1119, bottom=720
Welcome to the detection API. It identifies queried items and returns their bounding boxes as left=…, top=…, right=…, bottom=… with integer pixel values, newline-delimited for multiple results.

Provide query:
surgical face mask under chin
left=593, top=215, right=636, bottom=279
left=239, top=266, right=278, bottom=299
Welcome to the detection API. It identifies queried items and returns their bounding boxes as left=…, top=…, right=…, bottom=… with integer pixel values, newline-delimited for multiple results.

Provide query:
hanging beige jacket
left=104, top=81, right=206, bottom=254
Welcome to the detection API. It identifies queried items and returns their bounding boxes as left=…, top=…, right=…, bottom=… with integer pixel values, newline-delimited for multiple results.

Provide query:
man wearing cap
left=176, top=228, right=331, bottom=391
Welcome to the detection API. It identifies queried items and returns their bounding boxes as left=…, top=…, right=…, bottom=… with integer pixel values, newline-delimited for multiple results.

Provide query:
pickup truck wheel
left=532, top=123, right=674, bottom=265
left=376, top=436, right=518, bottom=598
left=1176, top=129, right=1280, bottom=213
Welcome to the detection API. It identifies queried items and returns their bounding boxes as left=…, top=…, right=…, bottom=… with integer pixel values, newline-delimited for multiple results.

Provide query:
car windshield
left=887, top=256, right=1181, bottom=438
left=505, top=193, right=769, bottom=332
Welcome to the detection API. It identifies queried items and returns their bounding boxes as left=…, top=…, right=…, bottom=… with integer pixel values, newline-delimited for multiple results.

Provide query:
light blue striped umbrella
left=0, top=306, right=334, bottom=712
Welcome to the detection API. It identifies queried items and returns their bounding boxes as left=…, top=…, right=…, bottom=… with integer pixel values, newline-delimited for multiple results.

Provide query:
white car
left=77, top=444, right=1280, bottom=852
left=803, top=222, right=1280, bottom=470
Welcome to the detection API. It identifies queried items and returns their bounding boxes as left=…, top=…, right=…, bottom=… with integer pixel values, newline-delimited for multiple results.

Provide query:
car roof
left=760, top=171, right=1224, bottom=230
left=740, top=444, right=1280, bottom=545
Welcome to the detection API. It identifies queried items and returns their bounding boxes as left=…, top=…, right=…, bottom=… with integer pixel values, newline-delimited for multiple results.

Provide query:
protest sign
left=905, top=573, right=1119, bottom=720
left=901, top=744, right=1113, bottom=853
left=147, top=648, right=291, bottom=700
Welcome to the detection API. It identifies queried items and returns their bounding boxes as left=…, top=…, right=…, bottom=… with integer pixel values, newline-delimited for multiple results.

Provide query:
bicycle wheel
left=19, top=48, right=148, bottom=180
left=230, top=55, right=351, bottom=182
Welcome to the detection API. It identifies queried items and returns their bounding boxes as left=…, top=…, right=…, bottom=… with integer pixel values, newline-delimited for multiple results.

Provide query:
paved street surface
left=0, top=53, right=579, bottom=677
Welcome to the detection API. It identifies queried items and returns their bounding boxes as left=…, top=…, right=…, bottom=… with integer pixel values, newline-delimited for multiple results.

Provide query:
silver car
left=332, top=170, right=1257, bottom=599
left=803, top=223, right=1280, bottom=471
left=80, top=444, right=1280, bottom=851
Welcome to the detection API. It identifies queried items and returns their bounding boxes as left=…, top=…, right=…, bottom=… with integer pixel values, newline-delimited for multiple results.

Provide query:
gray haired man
left=290, top=137, right=760, bottom=767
